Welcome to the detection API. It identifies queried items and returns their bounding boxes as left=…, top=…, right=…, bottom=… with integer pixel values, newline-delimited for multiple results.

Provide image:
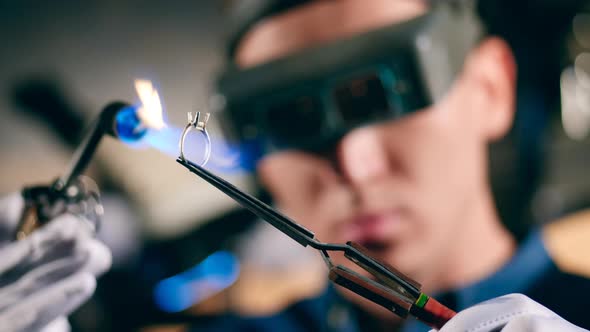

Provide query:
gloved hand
left=433, top=293, right=588, bottom=332
left=0, top=192, right=112, bottom=332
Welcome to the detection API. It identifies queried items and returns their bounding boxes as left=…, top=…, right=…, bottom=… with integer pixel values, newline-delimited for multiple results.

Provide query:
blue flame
left=143, top=125, right=247, bottom=173
left=114, top=109, right=249, bottom=173
left=153, top=251, right=240, bottom=313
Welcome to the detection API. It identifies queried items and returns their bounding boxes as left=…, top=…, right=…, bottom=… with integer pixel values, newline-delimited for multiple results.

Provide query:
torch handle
left=15, top=101, right=130, bottom=240
left=53, top=102, right=127, bottom=191
left=54, top=118, right=103, bottom=191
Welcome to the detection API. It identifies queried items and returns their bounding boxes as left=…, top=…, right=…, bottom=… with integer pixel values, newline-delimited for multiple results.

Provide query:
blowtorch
left=15, top=79, right=165, bottom=240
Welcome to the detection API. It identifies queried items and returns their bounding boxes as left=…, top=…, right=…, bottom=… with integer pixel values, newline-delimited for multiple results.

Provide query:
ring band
left=179, top=112, right=212, bottom=166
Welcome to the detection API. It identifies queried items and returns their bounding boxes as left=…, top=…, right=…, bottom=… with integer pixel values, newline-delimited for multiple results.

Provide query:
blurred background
left=1, top=0, right=590, bottom=331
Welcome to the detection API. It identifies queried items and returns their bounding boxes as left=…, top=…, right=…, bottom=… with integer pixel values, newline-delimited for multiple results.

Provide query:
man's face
left=235, top=0, right=515, bottom=296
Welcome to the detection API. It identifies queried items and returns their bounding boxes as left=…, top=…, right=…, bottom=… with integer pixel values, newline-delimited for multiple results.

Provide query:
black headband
left=223, top=0, right=475, bottom=61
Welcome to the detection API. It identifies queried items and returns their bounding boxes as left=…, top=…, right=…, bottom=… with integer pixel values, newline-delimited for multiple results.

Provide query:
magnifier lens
left=265, top=95, right=324, bottom=144
left=333, top=74, right=391, bottom=126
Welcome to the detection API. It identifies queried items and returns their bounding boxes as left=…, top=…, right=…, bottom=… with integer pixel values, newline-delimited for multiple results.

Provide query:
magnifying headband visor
left=215, top=2, right=483, bottom=165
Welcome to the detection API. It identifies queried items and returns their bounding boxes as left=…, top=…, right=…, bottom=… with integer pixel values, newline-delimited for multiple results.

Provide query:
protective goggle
left=215, top=2, right=482, bottom=167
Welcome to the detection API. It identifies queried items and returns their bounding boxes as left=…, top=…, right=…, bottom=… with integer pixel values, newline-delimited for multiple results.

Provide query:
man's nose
left=336, top=127, right=388, bottom=185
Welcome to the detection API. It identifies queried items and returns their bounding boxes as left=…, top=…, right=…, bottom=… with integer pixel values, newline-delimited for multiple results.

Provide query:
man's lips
left=342, top=210, right=403, bottom=246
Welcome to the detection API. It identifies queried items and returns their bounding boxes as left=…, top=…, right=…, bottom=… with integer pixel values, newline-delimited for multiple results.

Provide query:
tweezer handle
left=347, top=241, right=421, bottom=294
left=410, top=296, right=456, bottom=330
left=329, top=265, right=412, bottom=318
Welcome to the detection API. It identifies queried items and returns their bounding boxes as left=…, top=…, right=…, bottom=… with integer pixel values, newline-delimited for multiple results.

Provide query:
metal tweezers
left=177, top=157, right=455, bottom=329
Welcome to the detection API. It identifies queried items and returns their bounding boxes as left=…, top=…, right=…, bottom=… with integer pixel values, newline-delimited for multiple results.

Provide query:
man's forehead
left=235, top=0, right=428, bottom=68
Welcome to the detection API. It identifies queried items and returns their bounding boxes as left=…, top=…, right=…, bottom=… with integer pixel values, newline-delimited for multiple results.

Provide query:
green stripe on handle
left=415, top=293, right=429, bottom=308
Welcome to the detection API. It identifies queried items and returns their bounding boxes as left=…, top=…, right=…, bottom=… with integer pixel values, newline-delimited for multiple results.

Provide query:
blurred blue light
left=115, top=106, right=147, bottom=142
left=234, top=139, right=264, bottom=172
left=153, top=251, right=240, bottom=313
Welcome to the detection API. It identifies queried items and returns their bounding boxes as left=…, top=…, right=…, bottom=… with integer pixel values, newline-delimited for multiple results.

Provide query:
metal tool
left=176, top=156, right=456, bottom=329
left=15, top=79, right=165, bottom=240
left=15, top=102, right=129, bottom=240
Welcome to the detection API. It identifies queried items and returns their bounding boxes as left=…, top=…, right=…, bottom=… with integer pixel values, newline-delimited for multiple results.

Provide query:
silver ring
left=179, top=112, right=211, bottom=166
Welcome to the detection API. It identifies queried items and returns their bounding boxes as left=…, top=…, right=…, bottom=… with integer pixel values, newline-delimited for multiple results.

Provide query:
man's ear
left=461, top=37, right=517, bottom=141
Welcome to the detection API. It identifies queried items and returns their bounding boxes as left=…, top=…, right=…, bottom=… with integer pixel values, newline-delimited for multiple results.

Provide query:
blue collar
left=402, top=229, right=553, bottom=332
left=453, top=228, right=552, bottom=309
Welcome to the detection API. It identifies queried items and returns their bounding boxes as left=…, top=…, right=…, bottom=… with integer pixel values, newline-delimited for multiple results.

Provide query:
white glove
left=0, top=193, right=112, bottom=332
left=434, top=293, right=588, bottom=332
